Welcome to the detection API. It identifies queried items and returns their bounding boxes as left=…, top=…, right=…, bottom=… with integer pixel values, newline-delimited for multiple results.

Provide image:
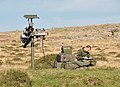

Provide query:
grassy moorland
left=0, top=67, right=120, bottom=87
left=0, top=54, right=120, bottom=87
left=0, top=23, right=120, bottom=86
left=31, top=68, right=120, bottom=87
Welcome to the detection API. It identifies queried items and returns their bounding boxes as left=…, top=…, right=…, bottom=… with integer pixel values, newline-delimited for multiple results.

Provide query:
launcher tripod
left=20, top=15, right=47, bottom=69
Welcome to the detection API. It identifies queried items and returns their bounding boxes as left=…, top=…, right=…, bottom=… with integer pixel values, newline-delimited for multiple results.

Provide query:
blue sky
left=0, top=0, right=120, bottom=32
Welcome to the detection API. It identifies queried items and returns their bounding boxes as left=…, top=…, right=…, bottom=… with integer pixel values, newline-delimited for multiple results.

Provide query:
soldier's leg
left=73, top=60, right=84, bottom=67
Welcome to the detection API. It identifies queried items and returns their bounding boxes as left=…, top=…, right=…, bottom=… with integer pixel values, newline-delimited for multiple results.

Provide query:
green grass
left=1, top=53, right=120, bottom=87
left=0, top=69, right=33, bottom=87
left=0, top=66, right=120, bottom=87
left=30, top=67, right=120, bottom=87
left=34, top=54, right=57, bottom=69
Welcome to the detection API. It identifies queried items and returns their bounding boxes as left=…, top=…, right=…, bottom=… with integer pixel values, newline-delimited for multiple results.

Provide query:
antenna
left=24, top=15, right=39, bottom=27
left=20, top=15, right=48, bottom=69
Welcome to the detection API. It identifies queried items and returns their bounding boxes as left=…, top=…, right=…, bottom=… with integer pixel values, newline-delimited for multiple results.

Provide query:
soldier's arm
left=76, top=49, right=84, bottom=60
left=86, top=52, right=91, bottom=58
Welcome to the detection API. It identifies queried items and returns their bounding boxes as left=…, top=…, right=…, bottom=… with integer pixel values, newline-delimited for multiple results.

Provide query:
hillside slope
left=0, top=23, right=120, bottom=69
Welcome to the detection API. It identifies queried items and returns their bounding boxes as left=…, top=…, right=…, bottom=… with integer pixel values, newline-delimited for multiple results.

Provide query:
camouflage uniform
left=74, top=48, right=96, bottom=67
left=76, top=48, right=90, bottom=60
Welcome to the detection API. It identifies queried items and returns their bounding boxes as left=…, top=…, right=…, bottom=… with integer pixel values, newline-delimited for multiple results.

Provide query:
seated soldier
left=74, top=45, right=96, bottom=67
left=76, top=45, right=92, bottom=60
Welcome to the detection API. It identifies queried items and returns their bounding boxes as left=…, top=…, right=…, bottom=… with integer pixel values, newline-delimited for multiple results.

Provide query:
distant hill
left=0, top=23, right=120, bottom=70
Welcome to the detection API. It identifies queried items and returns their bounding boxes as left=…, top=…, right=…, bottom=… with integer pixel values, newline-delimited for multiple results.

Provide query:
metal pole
left=31, top=36, right=34, bottom=69
left=30, top=18, right=33, bottom=23
left=42, top=36, right=46, bottom=61
left=28, top=19, right=30, bottom=26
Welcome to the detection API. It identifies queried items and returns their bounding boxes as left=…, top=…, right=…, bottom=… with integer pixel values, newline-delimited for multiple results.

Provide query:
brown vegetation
left=0, top=23, right=120, bottom=70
